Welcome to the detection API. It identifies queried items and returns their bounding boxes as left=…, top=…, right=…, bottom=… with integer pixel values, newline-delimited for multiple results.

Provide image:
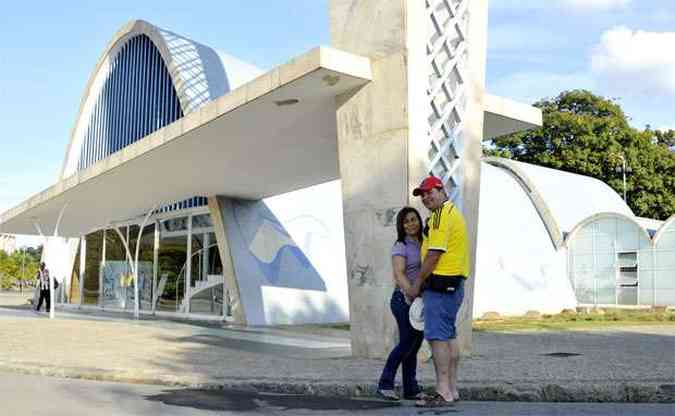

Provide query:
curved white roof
left=61, top=20, right=264, bottom=179
left=512, top=160, right=633, bottom=232
left=487, top=158, right=633, bottom=236
left=156, top=26, right=264, bottom=112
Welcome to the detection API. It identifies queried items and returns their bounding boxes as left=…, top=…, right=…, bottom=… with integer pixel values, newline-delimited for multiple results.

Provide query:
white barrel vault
left=61, top=19, right=263, bottom=179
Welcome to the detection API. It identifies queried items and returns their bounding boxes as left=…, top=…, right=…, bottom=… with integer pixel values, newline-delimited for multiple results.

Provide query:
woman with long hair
left=376, top=207, right=427, bottom=401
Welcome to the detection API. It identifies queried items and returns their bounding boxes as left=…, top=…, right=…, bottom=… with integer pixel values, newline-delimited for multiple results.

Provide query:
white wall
left=474, top=163, right=576, bottom=316
left=219, top=180, right=349, bottom=325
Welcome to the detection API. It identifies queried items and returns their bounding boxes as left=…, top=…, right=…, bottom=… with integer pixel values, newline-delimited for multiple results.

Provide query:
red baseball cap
left=412, top=176, right=444, bottom=196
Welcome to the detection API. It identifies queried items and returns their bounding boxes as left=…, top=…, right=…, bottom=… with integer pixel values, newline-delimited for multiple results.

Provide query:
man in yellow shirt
left=410, top=176, right=470, bottom=407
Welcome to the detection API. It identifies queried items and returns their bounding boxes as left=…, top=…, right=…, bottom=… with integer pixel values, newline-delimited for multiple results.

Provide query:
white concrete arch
left=484, top=157, right=635, bottom=251
left=483, top=157, right=564, bottom=249
left=563, top=211, right=653, bottom=248
left=60, top=19, right=262, bottom=179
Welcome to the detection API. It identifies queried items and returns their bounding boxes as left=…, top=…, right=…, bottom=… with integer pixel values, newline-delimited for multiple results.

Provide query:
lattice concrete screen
left=426, top=0, right=469, bottom=209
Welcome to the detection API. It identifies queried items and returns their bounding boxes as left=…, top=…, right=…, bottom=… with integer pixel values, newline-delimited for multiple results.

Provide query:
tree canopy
left=0, top=247, right=41, bottom=289
left=485, top=90, right=675, bottom=220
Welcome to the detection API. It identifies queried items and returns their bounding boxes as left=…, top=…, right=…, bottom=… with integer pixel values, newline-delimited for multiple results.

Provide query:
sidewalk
left=0, top=293, right=673, bottom=403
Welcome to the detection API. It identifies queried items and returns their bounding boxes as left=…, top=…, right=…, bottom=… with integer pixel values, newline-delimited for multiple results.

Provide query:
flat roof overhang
left=483, top=94, right=542, bottom=140
left=0, top=47, right=372, bottom=237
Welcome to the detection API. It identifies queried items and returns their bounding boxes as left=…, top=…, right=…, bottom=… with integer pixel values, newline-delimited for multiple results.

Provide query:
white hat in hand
left=409, top=297, right=425, bottom=331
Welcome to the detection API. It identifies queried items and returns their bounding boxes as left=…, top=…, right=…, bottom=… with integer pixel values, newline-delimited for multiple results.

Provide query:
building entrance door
left=616, top=251, right=638, bottom=305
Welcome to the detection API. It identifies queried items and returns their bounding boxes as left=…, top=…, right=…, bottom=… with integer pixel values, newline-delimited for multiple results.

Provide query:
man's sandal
left=403, top=391, right=430, bottom=400
left=415, top=392, right=454, bottom=407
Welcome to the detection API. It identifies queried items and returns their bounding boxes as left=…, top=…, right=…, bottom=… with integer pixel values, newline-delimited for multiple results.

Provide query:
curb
left=1, top=363, right=673, bottom=403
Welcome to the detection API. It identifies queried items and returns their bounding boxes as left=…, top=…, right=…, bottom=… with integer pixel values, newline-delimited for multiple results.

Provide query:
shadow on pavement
left=164, top=333, right=352, bottom=359
left=0, top=304, right=33, bottom=311
left=145, top=389, right=401, bottom=412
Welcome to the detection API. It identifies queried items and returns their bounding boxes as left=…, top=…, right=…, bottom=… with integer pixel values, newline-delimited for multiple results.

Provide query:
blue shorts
left=423, top=279, right=465, bottom=341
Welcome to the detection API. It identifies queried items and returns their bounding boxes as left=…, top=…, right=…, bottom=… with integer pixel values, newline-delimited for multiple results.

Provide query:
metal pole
left=100, top=229, right=106, bottom=307
left=152, top=220, right=159, bottom=314
left=133, top=206, right=157, bottom=319
left=186, top=216, right=192, bottom=315
left=21, top=248, right=25, bottom=294
left=622, top=156, right=627, bottom=203
left=79, top=237, right=86, bottom=306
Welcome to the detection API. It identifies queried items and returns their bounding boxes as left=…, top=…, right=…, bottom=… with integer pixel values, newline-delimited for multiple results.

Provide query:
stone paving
left=0, top=292, right=673, bottom=402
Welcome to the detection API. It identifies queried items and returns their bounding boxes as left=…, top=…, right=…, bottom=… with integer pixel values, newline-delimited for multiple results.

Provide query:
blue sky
left=1, top=0, right=673, bottom=246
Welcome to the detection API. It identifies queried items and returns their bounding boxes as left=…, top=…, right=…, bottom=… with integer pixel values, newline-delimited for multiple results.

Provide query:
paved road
left=1, top=373, right=673, bottom=416
left=1, top=293, right=673, bottom=403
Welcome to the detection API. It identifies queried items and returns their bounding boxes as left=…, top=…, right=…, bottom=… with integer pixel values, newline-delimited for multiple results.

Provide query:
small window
left=617, top=252, right=637, bottom=268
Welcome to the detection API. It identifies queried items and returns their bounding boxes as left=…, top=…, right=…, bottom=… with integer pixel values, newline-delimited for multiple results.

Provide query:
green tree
left=651, top=128, right=675, bottom=147
left=485, top=90, right=675, bottom=220
left=0, top=247, right=41, bottom=289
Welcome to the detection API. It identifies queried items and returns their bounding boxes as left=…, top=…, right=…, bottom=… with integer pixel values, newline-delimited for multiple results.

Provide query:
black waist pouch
left=427, top=275, right=464, bottom=292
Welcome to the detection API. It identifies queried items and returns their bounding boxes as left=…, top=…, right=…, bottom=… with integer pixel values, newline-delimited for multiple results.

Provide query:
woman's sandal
left=376, top=389, right=400, bottom=401
left=415, top=392, right=455, bottom=407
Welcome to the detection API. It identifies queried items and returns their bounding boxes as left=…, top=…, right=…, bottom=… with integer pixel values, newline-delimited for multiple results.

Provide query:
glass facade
left=76, top=35, right=184, bottom=172
left=97, top=225, right=155, bottom=310
left=568, top=215, right=675, bottom=306
left=157, top=233, right=188, bottom=312
left=71, top=210, right=228, bottom=316
left=102, top=227, right=130, bottom=308
left=654, top=220, right=675, bottom=305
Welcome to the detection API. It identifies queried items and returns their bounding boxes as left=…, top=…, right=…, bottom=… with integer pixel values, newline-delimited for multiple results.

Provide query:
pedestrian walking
left=35, top=262, right=51, bottom=313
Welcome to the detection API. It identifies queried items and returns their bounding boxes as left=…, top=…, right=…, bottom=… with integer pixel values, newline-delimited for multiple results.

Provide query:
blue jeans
left=378, top=289, right=424, bottom=396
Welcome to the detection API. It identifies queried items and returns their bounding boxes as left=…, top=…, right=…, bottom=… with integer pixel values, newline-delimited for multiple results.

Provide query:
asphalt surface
left=2, top=373, right=675, bottom=416
left=0, top=292, right=673, bottom=403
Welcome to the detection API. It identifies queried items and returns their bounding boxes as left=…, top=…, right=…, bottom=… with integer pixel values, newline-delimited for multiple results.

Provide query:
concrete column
left=332, top=0, right=488, bottom=357
left=99, top=229, right=106, bottom=307
left=79, top=237, right=86, bottom=306
left=456, top=0, right=488, bottom=354
left=207, top=196, right=246, bottom=324
left=331, top=0, right=428, bottom=358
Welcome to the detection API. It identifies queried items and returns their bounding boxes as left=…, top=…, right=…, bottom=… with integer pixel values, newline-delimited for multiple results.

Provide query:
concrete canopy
left=0, top=47, right=371, bottom=237
left=483, top=94, right=542, bottom=140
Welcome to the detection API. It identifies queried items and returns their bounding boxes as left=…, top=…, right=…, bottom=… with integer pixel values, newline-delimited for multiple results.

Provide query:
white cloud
left=559, top=0, right=631, bottom=11
left=591, top=26, right=675, bottom=96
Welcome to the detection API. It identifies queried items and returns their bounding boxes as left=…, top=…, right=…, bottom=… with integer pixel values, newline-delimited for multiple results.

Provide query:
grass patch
left=473, top=309, right=675, bottom=332
left=327, top=323, right=351, bottom=331
left=285, top=311, right=674, bottom=333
